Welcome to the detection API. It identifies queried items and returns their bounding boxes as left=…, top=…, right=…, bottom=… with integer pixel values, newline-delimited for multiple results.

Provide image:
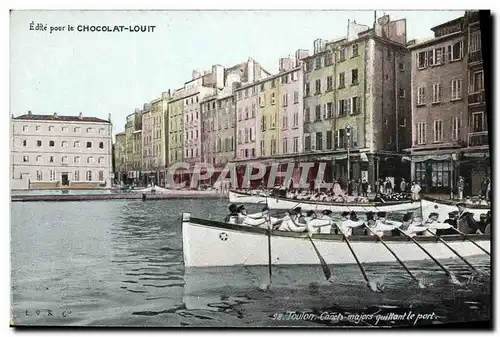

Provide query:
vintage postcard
left=10, top=9, right=491, bottom=328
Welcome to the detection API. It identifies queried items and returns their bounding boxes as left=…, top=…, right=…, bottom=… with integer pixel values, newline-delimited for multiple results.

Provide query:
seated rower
left=456, top=202, right=480, bottom=234
left=318, top=210, right=335, bottom=234
left=224, top=204, right=240, bottom=224
left=439, top=211, right=458, bottom=236
left=349, top=211, right=366, bottom=236
left=392, top=212, right=413, bottom=236
left=372, top=211, right=395, bottom=237
left=422, top=212, right=439, bottom=236
left=277, top=210, right=308, bottom=232
left=477, top=213, right=489, bottom=234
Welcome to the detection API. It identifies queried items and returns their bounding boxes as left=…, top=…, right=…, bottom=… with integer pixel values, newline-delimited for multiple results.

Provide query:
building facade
left=408, top=15, right=467, bottom=194
left=114, top=132, right=127, bottom=182
left=11, top=112, right=113, bottom=190
left=235, top=83, right=259, bottom=161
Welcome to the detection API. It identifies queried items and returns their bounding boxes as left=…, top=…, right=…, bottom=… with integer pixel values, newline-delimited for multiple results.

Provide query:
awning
left=412, top=154, right=452, bottom=163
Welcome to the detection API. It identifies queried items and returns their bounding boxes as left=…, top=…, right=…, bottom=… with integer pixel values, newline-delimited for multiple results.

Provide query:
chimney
left=192, top=70, right=201, bottom=79
left=27, top=110, right=32, bottom=115
left=53, top=112, right=58, bottom=118
left=295, top=49, right=310, bottom=63
left=79, top=112, right=83, bottom=119
left=279, top=57, right=293, bottom=72
left=108, top=113, right=111, bottom=122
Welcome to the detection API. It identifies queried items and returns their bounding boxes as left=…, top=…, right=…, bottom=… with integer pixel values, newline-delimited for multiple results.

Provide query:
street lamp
left=345, top=125, right=352, bottom=182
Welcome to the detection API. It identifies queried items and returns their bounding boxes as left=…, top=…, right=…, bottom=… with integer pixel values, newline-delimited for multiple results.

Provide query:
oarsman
left=392, top=212, right=413, bottom=236
left=438, top=211, right=458, bottom=235
left=476, top=213, right=489, bottom=234
left=318, top=210, right=335, bottom=234
left=365, top=211, right=377, bottom=235
left=456, top=202, right=479, bottom=234
left=372, top=211, right=394, bottom=237
left=278, top=210, right=309, bottom=232
left=349, top=211, right=365, bottom=236
left=422, top=212, right=440, bottom=236
left=224, top=204, right=240, bottom=224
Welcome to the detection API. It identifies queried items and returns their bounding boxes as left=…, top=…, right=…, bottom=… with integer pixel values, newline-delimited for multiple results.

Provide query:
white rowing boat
left=181, top=213, right=490, bottom=268
left=229, top=190, right=420, bottom=213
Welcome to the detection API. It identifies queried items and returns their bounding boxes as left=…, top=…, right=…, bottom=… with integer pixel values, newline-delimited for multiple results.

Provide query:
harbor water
left=11, top=199, right=491, bottom=327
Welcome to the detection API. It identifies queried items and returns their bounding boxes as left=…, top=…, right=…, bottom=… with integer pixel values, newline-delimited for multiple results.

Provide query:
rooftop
left=13, top=113, right=111, bottom=124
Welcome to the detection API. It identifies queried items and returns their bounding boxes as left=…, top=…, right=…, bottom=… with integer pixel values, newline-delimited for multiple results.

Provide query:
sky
left=10, top=10, right=465, bottom=136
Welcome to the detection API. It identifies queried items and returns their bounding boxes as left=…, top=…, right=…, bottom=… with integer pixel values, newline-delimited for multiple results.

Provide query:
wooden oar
left=396, top=228, right=451, bottom=276
left=425, top=229, right=479, bottom=273
left=308, top=235, right=332, bottom=280
left=450, top=228, right=490, bottom=256
left=335, top=224, right=381, bottom=292
left=363, top=224, right=424, bottom=288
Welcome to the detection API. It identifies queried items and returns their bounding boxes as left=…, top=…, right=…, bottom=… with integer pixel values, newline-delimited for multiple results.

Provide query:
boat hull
left=229, top=190, right=420, bottom=213
left=181, top=214, right=490, bottom=268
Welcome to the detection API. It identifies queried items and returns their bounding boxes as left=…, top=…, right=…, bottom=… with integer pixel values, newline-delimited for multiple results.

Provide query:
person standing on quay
left=457, top=176, right=465, bottom=200
left=361, top=179, right=369, bottom=197
left=410, top=181, right=421, bottom=201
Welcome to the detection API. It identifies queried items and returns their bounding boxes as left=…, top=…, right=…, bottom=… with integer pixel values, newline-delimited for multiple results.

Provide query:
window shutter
left=352, top=126, right=358, bottom=147
left=311, top=132, right=316, bottom=150
left=323, top=104, right=327, bottom=119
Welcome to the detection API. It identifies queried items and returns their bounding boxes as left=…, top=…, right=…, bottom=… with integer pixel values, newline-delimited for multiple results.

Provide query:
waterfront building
left=141, top=102, right=154, bottom=180
left=151, top=92, right=170, bottom=185
left=114, top=132, right=127, bottom=183
left=407, top=11, right=489, bottom=196
left=300, top=16, right=411, bottom=186
left=124, top=108, right=143, bottom=183
left=234, top=83, right=259, bottom=161
left=408, top=16, right=466, bottom=194
left=11, top=111, right=113, bottom=190
left=167, top=90, right=185, bottom=166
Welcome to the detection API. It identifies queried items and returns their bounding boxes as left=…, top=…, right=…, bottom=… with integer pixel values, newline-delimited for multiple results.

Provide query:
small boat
left=420, top=196, right=490, bottom=222
left=181, top=213, right=490, bottom=268
left=228, top=190, right=420, bottom=213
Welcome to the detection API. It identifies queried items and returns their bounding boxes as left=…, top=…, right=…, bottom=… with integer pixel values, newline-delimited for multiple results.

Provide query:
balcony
left=468, top=131, right=489, bottom=147
left=468, top=90, right=485, bottom=105
left=469, top=50, right=482, bottom=64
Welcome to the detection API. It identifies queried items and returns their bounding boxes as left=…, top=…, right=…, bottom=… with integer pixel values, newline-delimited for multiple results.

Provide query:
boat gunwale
left=229, top=190, right=415, bottom=207
left=187, top=216, right=490, bottom=243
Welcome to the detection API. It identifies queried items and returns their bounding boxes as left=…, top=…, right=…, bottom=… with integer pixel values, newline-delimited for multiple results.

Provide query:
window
left=315, top=79, right=321, bottom=94
left=351, top=97, right=360, bottom=114
left=22, top=155, right=29, bottom=163
left=283, top=138, right=288, bottom=153
left=469, top=30, right=481, bottom=52
left=87, top=156, right=94, bottom=164
left=399, top=89, right=406, bottom=98
left=61, top=141, right=68, bottom=148
left=36, top=140, right=41, bottom=147
left=22, top=125, right=28, bottom=132
left=98, top=157, right=104, bottom=164
left=451, top=79, right=462, bottom=100
left=22, top=139, right=27, bottom=147
left=244, top=89, right=248, bottom=98
left=271, top=93, right=276, bottom=105
left=326, top=131, right=333, bottom=150
left=282, top=115, right=288, bottom=130
left=448, top=41, right=463, bottom=61
left=74, top=171, right=80, bottom=181
left=74, top=156, right=80, bottom=163
left=398, top=62, right=405, bottom=71
left=432, top=83, right=442, bottom=103
left=293, top=111, right=298, bottom=127
left=472, top=112, right=484, bottom=132
left=36, top=155, right=42, bottom=163
left=86, top=127, right=92, bottom=133
left=48, top=140, right=54, bottom=147
left=99, top=128, right=105, bottom=135
left=327, top=102, right=333, bottom=118
left=292, top=71, right=298, bottom=81
left=315, top=132, right=323, bottom=151
left=35, top=126, right=40, bottom=132
left=49, top=156, right=54, bottom=163
left=86, top=141, right=92, bottom=148
left=433, top=120, right=443, bottom=142
left=87, top=171, right=92, bottom=181
left=325, top=53, right=333, bottom=66
left=271, top=79, right=276, bottom=88
left=351, top=69, right=359, bottom=85
left=304, top=108, right=310, bottom=123
left=261, top=115, right=266, bottom=131
left=337, top=129, right=345, bottom=148
left=282, top=94, right=288, bottom=106
left=305, top=82, right=310, bottom=96
left=36, top=171, right=42, bottom=181
left=417, top=87, right=426, bottom=106
left=260, top=139, right=265, bottom=156
left=48, top=126, right=54, bottom=132
left=304, top=135, right=311, bottom=151
left=339, top=48, right=346, bottom=61
left=315, top=57, right=322, bottom=69
left=417, top=122, right=426, bottom=145
left=304, top=59, right=313, bottom=72
left=74, top=141, right=80, bottom=148
left=62, top=156, right=68, bottom=164
left=49, top=170, right=56, bottom=181
left=472, top=71, right=484, bottom=92
left=260, top=83, right=265, bottom=91
left=293, top=91, right=299, bottom=104
left=338, top=99, right=350, bottom=116
left=326, top=76, right=333, bottom=91
left=293, top=137, right=299, bottom=153
left=417, top=51, right=427, bottom=69
left=339, top=72, right=345, bottom=88
left=352, top=44, right=359, bottom=57
left=451, top=117, right=461, bottom=140
left=315, top=105, right=321, bottom=121
left=431, top=47, right=445, bottom=66
left=73, top=127, right=80, bottom=133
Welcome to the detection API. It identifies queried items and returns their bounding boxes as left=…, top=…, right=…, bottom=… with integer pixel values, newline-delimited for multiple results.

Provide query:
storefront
left=410, top=153, right=457, bottom=194
left=459, top=150, right=490, bottom=196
